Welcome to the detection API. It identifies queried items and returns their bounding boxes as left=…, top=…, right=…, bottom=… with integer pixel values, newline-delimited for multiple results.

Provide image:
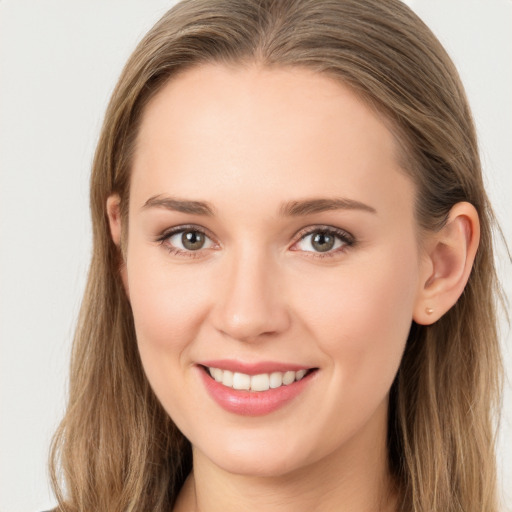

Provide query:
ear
left=106, top=194, right=123, bottom=246
left=413, top=202, right=480, bottom=325
left=106, top=194, right=130, bottom=298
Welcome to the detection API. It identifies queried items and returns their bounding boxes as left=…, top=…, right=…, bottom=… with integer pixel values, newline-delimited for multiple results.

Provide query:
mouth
left=197, top=362, right=319, bottom=416
left=200, top=365, right=318, bottom=392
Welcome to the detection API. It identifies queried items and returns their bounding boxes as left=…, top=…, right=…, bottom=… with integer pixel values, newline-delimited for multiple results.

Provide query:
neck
left=173, top=401, right=398, bottom=512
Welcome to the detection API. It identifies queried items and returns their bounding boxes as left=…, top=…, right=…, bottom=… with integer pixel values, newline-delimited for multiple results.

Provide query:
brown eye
left=164, top=227, right=216, bottom=254
left=181, top=230, right=205, bottom=250
left=310, top=232, right=335, bottom=252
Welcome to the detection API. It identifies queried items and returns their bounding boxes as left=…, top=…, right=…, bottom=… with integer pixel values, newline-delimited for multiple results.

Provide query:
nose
left=211, top=247, right=291, bottom=343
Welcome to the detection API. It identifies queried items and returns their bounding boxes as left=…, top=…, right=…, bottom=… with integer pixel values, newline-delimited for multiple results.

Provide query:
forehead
left=130, top=64, right=415, bottom=222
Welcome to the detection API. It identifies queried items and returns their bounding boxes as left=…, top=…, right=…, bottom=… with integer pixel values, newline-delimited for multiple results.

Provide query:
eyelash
left=156, top=224, right=355, bottom=260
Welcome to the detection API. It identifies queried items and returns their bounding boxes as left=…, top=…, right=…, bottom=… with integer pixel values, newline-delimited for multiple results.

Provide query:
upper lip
left=198, top=359, right=314, bottom=375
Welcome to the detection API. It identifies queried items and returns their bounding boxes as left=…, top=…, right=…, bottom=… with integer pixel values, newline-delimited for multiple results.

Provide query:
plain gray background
left=1, top=1, right=511, bottom=511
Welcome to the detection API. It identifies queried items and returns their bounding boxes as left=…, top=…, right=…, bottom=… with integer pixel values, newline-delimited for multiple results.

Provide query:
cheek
left=295, top=244, right=418, bottom=399
left=125, top=252, right=218, bottom=427
left=125, top=246, right=214, bottom=394
left=127, top=247, right=209, bottom=345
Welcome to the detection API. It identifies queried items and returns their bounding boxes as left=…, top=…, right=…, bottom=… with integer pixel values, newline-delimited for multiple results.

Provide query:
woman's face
left=118, top=64, right=428, bottom=477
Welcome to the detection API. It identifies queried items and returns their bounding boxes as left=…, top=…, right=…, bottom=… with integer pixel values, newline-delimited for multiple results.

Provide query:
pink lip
left=199, top=359, right=311, bottom=375
left=197, top=363, right=317, bottom=416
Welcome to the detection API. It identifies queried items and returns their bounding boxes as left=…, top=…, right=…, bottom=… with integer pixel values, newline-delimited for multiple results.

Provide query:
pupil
left=182, top=231, right=205, bottom=250
left=312, top=232, right=334, bottom=252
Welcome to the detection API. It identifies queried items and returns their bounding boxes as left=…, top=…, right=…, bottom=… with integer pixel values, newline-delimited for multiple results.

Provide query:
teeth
left=222, top=369, right=234, bottom=387
left=282, top=370, right=295, bottom=385
left=211, top=367, right=223, bottom=382
left=232, top=372, right=251, bottom=390
left=250, top=373, right=270, bottom=391
left=207, top=367, right=310, bottom=392
left=296, top=369, right=307, bottom=381
left=269, top=371, right=283, bottom=388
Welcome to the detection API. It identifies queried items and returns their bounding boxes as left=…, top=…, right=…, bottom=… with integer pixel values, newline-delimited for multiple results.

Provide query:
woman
left=49, top=0, right=504, bottom=511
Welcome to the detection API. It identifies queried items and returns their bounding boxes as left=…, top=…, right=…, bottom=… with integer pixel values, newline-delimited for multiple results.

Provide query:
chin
left=213, top=451, right=304, bottom=478
left=194, top=430, right=320, bottom=478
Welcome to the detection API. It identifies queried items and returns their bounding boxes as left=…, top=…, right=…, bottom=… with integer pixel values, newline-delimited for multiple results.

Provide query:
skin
left=107, top=64, right=479, bottom=512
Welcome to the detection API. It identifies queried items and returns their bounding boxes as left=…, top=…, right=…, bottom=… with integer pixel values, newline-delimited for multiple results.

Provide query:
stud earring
left=426, top=307, right=434, bottom=315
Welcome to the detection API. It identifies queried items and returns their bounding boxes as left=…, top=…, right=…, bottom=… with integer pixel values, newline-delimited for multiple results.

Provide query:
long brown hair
left=50, top=1, right=504, bottom=510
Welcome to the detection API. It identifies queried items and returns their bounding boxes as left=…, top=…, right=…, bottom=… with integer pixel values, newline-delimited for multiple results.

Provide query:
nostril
left=217, top=327, right=279, bottom=344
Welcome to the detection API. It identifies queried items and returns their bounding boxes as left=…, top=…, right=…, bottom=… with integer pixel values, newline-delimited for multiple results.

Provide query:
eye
left=292, top=226, right=354, bottom=256
left=158, top=226, right=216, bottom=256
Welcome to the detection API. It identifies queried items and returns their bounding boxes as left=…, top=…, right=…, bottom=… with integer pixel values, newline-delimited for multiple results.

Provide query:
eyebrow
left=279, top=197, right=376, bottom=216
left=142, top=195, right=215, bottom=215
left=141, top=195, right=377, bottom=216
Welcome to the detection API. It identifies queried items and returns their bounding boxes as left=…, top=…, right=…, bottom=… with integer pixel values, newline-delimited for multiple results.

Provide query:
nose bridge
left=212, top=244, right=289, bottom=342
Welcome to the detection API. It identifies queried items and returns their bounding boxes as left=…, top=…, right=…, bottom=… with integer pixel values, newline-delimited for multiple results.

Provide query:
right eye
left=158, top=226, right=217, bottom=257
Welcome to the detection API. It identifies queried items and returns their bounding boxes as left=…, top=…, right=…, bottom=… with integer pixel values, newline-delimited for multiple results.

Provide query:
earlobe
left=413, top=202, right=480, bottom=325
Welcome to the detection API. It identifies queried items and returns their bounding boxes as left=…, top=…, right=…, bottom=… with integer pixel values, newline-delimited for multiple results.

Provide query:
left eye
left=294, top=229, right=352, bottom=254
left=166, top=229, right=216, bottom=251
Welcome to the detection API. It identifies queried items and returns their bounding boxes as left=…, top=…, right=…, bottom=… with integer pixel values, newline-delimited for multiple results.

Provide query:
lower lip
left=198, top=367, right=316, bottom=416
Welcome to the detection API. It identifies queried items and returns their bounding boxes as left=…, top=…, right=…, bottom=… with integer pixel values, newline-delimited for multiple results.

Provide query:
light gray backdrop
left=1, top=1, right=511, bottom=511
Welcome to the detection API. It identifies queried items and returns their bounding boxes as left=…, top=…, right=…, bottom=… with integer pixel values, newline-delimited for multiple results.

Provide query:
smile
left=198, top=362, right=318, bottom=416
left=206, top=366, right=309, bottom=392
